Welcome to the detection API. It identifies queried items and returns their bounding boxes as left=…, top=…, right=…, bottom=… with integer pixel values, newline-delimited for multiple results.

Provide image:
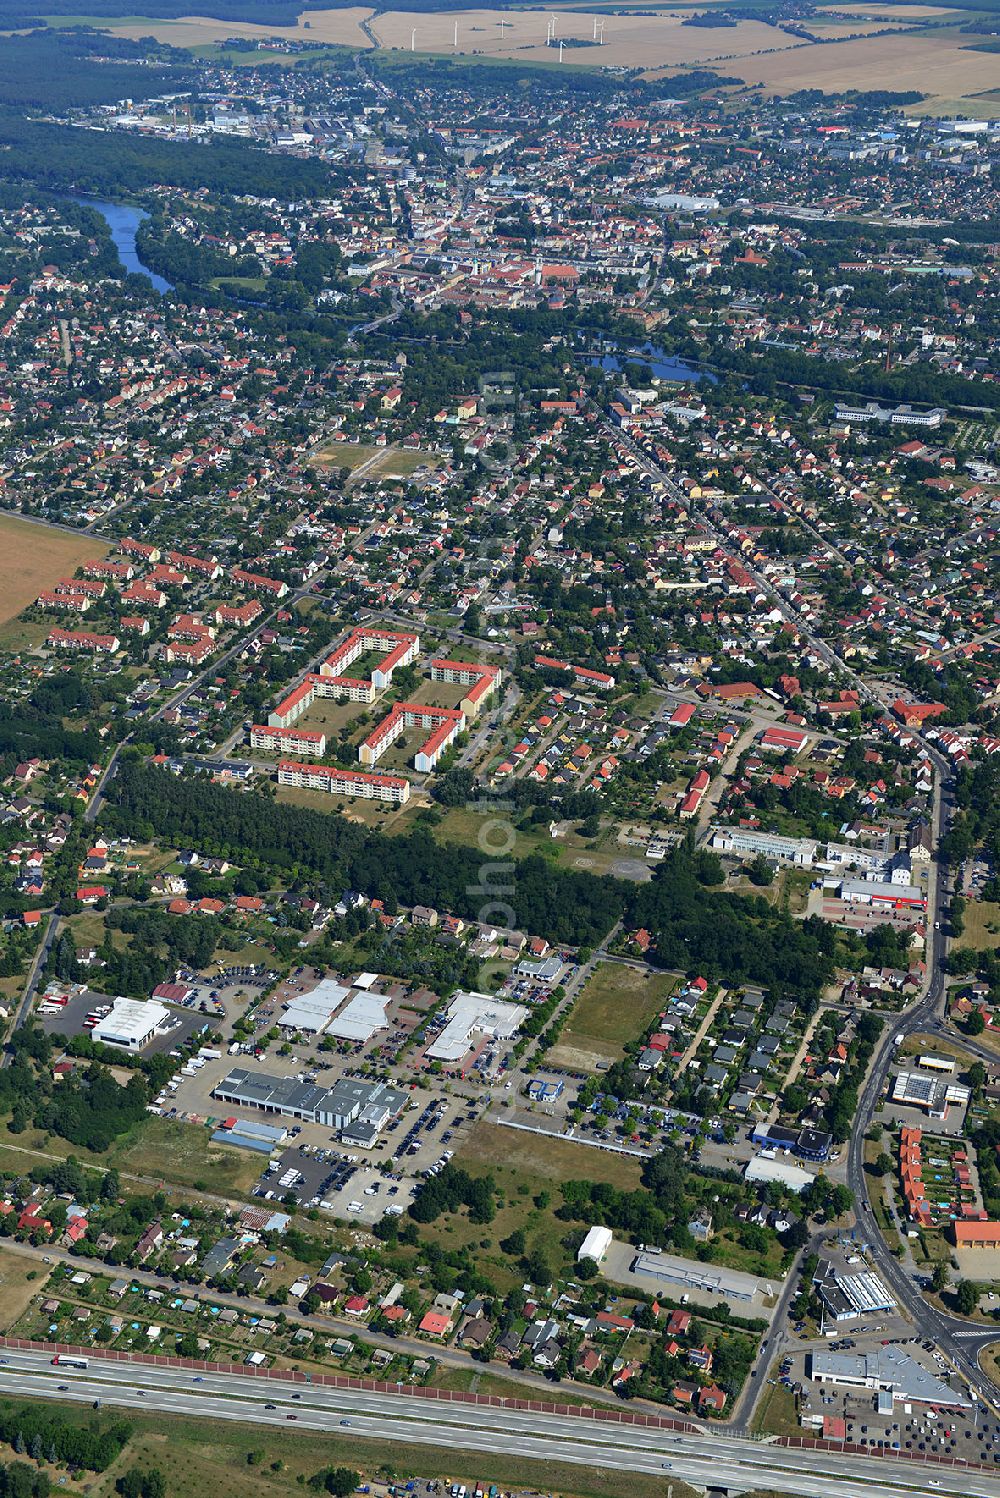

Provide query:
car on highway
left=265, top=1404, right=276, bottom=1410
left=340, top=1419, right=351, bottom=1427
left=286, top=1414, right=298, bottom=1421
left=57, top=1385, right=68, bottom=1392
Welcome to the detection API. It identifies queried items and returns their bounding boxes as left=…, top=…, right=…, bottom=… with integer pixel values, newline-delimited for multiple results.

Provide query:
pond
left=587, top=340, right=716, bottom=385
left=69, top=196, right=173, bottom=294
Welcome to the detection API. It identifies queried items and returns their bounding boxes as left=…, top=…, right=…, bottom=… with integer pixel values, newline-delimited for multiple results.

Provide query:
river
left=69, top=196, right=173, bottom=294
left=587, top=340, right=716, bottom=385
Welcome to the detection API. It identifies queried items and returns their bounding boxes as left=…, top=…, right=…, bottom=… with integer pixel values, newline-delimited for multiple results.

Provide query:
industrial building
left=212, top=1068, right=407, bottom=1144
left=92, top=998, right=170, bottom=1050
left=630, top=1249, right=767, bottom=1304
left=425, top=991, right=527, bottom=1063
left=324, top=988, right=391, bottom=1043
left=280, top=979, right=352, bottom=1035
left=744, top=1155, right=816, bottom=1194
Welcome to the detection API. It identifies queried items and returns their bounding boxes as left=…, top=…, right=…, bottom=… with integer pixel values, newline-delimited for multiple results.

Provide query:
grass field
left=311, top=441, right=438, bottom=480
left=549, top=962, right=676, bottom=1071
left=963, top=899, right=1000, bottom=951
left=0, top=1246, right=49, bottom=1328
left=461, top=1119, right=645, bottom=1189
left=0, top=515, right=107, bottom=626
left=751, top=1373, right=801, bottom=1438
left=310, top=440, right=382, bottom=470
left=108, top=1117, right=263, bottom=1195
left=440, top=1120, right=643, bottom=1288
left=0, top=1119, right=260, bottom=1199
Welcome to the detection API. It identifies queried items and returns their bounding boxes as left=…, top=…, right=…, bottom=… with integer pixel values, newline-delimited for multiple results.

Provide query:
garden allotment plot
left=549, top=962, right=677, bottom=1073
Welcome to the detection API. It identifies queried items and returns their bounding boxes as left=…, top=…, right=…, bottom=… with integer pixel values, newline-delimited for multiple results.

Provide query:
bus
left=51, top=1356, right=89, bottom=1369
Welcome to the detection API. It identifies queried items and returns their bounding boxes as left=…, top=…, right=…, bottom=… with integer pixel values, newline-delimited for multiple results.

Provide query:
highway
left=2, top=1349, right=997, bottom=1498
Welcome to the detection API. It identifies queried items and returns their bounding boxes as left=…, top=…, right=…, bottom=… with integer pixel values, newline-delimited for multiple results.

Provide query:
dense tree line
left=0, top=111, right=330, bottom=198
left=0, top=1404, right=130, bottom=1473
left=0, top=29, right=191, bottom=112
left=408, top=1163, right=495, bottom=1224
left=626, top=846, right=836, bottom=1006
left=0, top=1463, right=51, bottom=1497
left=101, top=758, right=621, bottom=946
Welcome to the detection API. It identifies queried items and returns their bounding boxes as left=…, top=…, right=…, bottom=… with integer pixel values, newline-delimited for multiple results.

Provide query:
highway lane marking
left=0, top=1374, right=993, bottom=1498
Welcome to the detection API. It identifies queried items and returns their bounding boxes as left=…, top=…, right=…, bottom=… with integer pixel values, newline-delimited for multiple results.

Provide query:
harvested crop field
left=102, top=4, right=803, bottom=70
left=371, top=8, right=802, bottom=67
left=105, top=7, right=375, bottom=49
left=0, top=514, right=107, bottom=625
left=700, top=31, right=1000, bottom=110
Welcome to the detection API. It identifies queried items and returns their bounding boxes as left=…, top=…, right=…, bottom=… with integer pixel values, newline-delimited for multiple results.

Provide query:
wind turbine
left=410, top=26, right=416, bottom=50
left=558, top=38, right=564, bottom=60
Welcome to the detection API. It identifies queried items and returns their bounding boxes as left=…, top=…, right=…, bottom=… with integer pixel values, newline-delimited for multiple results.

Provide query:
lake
left=587, top=341, right=716, bottom=385
left=70, top=196, right=173, bottom=294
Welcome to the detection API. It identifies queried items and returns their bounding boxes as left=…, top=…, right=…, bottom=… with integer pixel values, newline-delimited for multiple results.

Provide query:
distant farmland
left=0, top=514, right=106, bottom=625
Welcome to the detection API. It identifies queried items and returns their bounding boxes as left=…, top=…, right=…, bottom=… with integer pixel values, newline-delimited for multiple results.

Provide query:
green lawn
left=963, top=899, right=1000, bottom=951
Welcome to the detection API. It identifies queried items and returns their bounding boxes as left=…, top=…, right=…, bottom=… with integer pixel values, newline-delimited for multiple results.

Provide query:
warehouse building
left=578, top=1225, right=613, bottom=1264
left=280, top=979, right=352, bottom=1035
left=744, top=1156, right=816, bottom=1194
left=93, top=998, right=170, bottom=1051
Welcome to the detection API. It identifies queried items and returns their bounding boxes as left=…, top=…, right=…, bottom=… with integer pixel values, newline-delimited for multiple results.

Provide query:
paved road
left=3, top=1350, right=996, bottom=1498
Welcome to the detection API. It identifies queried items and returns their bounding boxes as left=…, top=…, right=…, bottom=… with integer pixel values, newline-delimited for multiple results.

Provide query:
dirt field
left=372, top=8, right=803, bottom=67
left=0, top=515, right=107, bottom=626
left=101, top=4, right=803, bottom=69
left=103, top=8, right=375, bottom=49
left=86, top=3, right=995, bottom=109
left=0, top=1245, right=50, bottom=1330
left=549, top=961, right=676, bottom=1072
left=701, top=31, right=1000, bottom=110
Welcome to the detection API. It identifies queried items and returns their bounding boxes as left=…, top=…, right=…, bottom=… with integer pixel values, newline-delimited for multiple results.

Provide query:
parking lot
left=781, top=1338, right=1000, bottom=1466
left=37, top=986, right=206, bottom=1056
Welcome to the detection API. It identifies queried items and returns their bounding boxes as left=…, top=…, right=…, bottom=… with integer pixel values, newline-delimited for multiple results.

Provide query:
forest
left=626, top=845, right=837, bottom=1006
left=0, top=29, right=192, bottom=112
left=101, top=760, right=839, bottom=1003
left=0, top=112, right=330, bottom=198
left=101, top=757, right=621, bottom=947
left=0, top=1402, right=130, bottom=1473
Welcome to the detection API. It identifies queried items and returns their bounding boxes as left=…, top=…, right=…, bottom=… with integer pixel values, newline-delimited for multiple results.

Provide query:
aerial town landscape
left=0, top=2, right=994, bottom=1496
